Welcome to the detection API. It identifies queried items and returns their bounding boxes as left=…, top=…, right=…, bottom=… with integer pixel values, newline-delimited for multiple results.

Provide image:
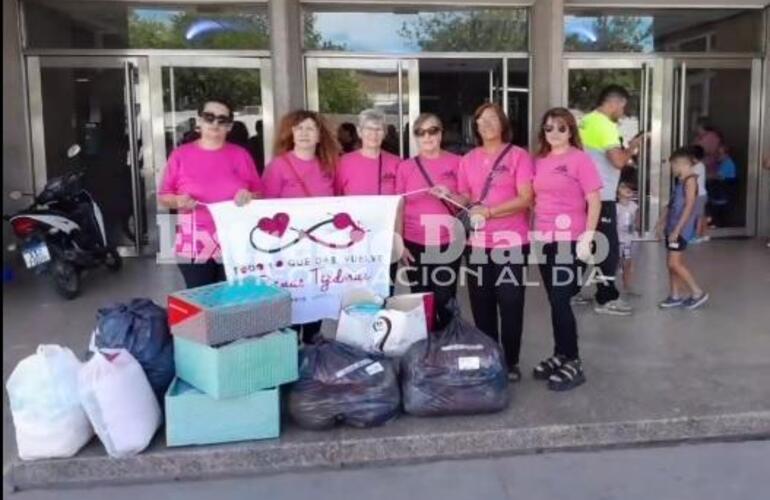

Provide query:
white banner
left=208, top=196, right=400, bottom=324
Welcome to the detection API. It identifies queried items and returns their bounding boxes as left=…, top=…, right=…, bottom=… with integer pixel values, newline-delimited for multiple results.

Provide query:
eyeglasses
left=200, top=112, right=233, bottom=126
left=415, top=126, right=442, bottom=137
left=543, top=125, right=568, bottom=134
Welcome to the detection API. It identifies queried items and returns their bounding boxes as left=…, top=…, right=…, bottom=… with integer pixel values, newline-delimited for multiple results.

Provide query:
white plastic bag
left=6, top=345, right=94, bottom=460
left=79, top=349, right=161, bottom=458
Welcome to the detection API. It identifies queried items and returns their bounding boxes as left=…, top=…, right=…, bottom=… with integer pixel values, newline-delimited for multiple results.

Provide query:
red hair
left=537, top=108, right=583, bottom=157
left=274, top=110, right=339, bottom=174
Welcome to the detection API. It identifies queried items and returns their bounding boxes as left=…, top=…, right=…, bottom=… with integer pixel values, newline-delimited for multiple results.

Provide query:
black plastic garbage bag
left=401, top=305, right=509, bottom=416
left=288, top=341, right=400, bottom=430
left=93, top=298, right=174, bottom=402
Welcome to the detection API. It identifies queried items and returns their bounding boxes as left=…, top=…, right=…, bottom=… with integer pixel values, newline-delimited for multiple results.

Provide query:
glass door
left=565, top=59, right=664, bottom=238
left=305, top=58, right=418, bottom=158
left=669, top=58, right=762, bottom=237
left=27, top=56, right=152, bottom=255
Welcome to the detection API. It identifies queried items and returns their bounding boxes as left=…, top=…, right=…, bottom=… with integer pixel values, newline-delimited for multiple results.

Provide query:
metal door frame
left=667, top=57, right=762, bottom=238
left=305, top=57, right=419, bottom=156
left=564, top=58, right=665, bottom=239
left=26, top=55, right=153, bottom=256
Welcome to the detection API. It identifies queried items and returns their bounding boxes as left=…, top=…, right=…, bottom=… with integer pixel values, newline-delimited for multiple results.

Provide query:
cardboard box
left=168, top=278, right=292, bottom=345
left=165, top=378, right=279, bottom=447
left=174, top=329, right=298, bottom=399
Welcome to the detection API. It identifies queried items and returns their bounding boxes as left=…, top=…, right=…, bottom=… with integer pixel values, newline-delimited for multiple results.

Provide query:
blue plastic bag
left=92, top=299, right=174, bottom=402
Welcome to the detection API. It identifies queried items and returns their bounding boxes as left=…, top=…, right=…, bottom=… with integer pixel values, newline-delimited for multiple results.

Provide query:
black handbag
left=413, top=144, right=514, bottom=235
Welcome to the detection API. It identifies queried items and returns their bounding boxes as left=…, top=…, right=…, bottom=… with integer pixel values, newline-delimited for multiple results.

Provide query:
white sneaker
left=594, top=299, right=633, bottom=316
left=570, top=293, right=592, bottom=306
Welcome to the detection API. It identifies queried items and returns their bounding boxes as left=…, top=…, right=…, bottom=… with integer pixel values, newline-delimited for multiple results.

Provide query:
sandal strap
left=536, top=355, right=564, bottom=373
left=549, top=360, right=582, bottom=382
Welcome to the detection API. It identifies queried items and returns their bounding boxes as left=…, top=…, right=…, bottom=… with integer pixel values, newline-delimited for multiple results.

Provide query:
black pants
left=465, top=245, right=528, bottom=367
left=539, top=242, right=581, bottom=360
left=178, top=259, right=226, bottom=289
left=403, top=241, right=461, bottom=331
left=594, top=201, right=620, bottom=305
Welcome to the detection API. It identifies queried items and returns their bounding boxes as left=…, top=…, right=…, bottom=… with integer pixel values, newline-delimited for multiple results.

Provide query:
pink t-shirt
left=159, top=142, right=263, bottom=259
left=458, top=145, right=534, bottom=248
left=263, top=152, right=335, bottom=198
left=336, top=150, right=400, bottom=195
left=532, top=147, right=603, bottom=242
left=396, top=152, right=461, bottom=246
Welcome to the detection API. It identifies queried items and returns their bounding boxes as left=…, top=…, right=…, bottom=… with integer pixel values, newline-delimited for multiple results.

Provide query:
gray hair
left=357, top=108, right=386, bottom=131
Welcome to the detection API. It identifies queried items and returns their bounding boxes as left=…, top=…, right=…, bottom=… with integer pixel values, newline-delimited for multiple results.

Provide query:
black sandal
left=547, top=359, right=586, bottom=391
left=532, top=355, right=566, bottom=380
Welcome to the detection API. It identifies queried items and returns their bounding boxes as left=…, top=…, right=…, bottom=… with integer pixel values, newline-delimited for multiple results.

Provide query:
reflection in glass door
left=671, top=59, right=762, bottom=236
left=565, top=60, right=663, bottom=237
left=27, top=57, right=152, bottom=255
left=306, top=58, right=418, bottom=158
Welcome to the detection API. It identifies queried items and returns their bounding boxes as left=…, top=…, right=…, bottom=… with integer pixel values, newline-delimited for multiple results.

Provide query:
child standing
left=656, top=148, right=709, bottom=310
left=616, top=182, right=639, bottom=296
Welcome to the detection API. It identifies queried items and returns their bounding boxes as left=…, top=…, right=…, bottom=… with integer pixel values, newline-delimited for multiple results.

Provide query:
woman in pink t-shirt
left=441, top=102, right=534, bottom=382
left=335, top=109, right=400, bottom=196
left=159, top=98, right=263, bottom=289
left=396, top=113, right=462, bottom=329
left=532, top=107, right=602, bottom=392
left=262, top=110, right=339, bottom=343
left=263, top=110, right=338, bottom=199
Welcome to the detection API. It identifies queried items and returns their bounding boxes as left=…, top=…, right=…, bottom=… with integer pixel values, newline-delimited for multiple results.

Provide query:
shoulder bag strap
left=477, top=143, right=515, bottom=203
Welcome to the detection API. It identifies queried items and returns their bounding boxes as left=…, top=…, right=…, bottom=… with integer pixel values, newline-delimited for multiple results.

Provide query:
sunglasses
left=543, top=125, right=568, bottom=134
left=200, top=112, right=233, bottom=126
left=415, top=126, right=442, bottom=137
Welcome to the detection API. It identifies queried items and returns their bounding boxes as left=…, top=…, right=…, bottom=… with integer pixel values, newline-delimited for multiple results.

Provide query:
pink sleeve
left=514, top=150, right=534, bottom=185
left=237, top=150, right=264, bottom=194
left=577, top=152, right=603, bottom=195
left=457, top=156, right=470, bottom=196
left=262, top=158, right=285, bottom=198
left=158, top=150, right=181, bottom=196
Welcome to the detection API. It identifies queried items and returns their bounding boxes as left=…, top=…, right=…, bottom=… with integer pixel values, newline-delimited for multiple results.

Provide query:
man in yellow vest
left=578, top=85, right=645, bottom=316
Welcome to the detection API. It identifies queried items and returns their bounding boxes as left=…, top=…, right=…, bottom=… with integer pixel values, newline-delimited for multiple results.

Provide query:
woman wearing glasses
left=159, top=98, right=263, bottom=289
left=395, top=113, right=462, bottom=330
left=531, top=108, right=602, bottom=391
left=263, top=110, right=339, bottom=344
left=442, top=102, right=534, bottom=382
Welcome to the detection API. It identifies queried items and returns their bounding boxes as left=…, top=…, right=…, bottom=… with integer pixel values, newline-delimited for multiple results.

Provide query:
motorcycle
left=4, top=145, right=122, bottom=299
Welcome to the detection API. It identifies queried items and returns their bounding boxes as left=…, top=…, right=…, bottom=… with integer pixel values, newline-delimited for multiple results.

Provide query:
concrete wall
left=269, top=0, right=305, bottom=127
left=760, top=7, right=770, bottom=237
left=3, top=0, right=33, bottom=260
left=530, top=0, right=564, bottom=146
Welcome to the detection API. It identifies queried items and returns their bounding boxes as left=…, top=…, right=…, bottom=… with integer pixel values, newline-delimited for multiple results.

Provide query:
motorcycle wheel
left=52, top=260, right=80, bottom=300
left=104, top=248, right=123, bottom=272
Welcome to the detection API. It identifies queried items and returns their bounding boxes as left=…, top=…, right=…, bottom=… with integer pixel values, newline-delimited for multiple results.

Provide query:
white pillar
left=269, top=0, right=306, bottom=123
left=530, top=0, right=565, bottom=143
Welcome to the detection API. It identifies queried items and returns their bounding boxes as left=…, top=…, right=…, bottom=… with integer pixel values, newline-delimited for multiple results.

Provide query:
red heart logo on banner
left=257, top=213, right=290, bottom=238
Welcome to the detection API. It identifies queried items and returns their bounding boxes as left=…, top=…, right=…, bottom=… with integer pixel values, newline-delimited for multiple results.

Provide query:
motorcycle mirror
left=67, top=144, right=81, bottom=159
left=8, top=191, right=24, bottom=201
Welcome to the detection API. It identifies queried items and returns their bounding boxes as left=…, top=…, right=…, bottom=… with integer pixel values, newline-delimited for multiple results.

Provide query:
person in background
left=711, top=144, right=738, bottom=227
left=383, top=124, right=400, bottom=156
left=337, top=122, right=359, bottom=154
left=531, top=107, right=602, bottom=391
left=247, top=120, right=265, bottom=175
left=159, top=98, right=263, bottom=289
left=656, top=148, right=709, bottom=311
left=180, top=117, right=200, bottom=145
left=695, top=118, right=722, bottom=177
left=263, top=110, right=339, bottom=343
left=576, top=85, right=645, bottom=316
left=395, top=113, right=462, bottom=330
left=616, top=181, right=639, bottom=295
left=226, top=120, right=249, bottom=149
left=687, top=145, right=710, bottom=243
left=440, top=103, right=534, bottom=382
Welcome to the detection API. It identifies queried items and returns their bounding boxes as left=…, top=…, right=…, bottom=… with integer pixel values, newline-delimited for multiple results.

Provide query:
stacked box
left=168, top=277, right=292, bottom=345
left=174, top=329, right=298, bottom=399
left=165, top=278, right=298, bottom=447
left=165, top=379, right=279, bottom=446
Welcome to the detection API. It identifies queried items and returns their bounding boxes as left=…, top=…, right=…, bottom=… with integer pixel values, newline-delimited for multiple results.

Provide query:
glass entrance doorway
left=565, top=57, right=762, bottom=238
left=305, top=56, right=530, bottom=159
left=27, top=56, right=151, bottom=255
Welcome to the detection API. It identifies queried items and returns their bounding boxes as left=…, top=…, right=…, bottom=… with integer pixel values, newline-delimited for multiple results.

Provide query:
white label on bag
left=458, top=356, right=481, bottom=371
left=335, top=359, right=372, bottom=379
left=365, top=362, right=384, bottom=376
left=442, top=344, right=485, bottom=352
